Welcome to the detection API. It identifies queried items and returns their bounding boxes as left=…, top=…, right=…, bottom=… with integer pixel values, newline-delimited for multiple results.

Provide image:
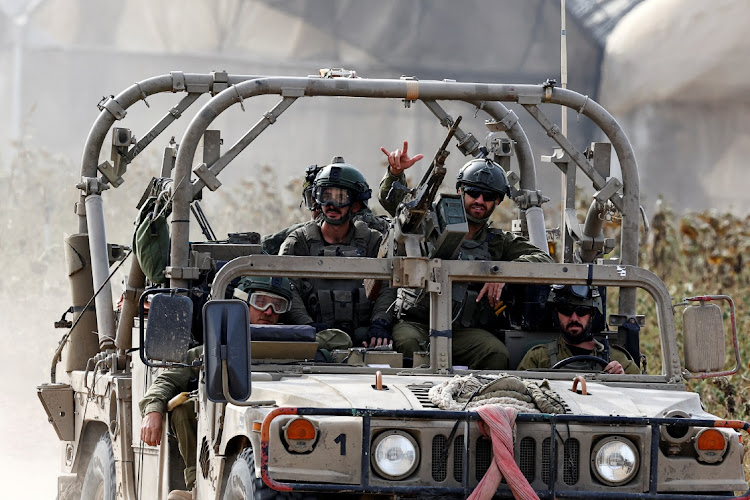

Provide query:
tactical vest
left=299, top=221, right=373, bottom=330
left=545, top=339, right=606, bottom=371
left=404, top=229, right=496, bottom=328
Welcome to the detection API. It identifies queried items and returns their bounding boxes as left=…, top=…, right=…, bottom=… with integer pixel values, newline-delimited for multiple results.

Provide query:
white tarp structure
left=599, top=0, right=750, bottom=213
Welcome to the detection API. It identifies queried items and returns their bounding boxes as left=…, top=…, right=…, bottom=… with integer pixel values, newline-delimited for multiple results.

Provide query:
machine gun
left=393, top=116, right=463, bottom=235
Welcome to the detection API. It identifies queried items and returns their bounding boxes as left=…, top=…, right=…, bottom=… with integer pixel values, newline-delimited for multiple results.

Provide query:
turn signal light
left=285, top=418, right=317, bottom=440
left=696, top=429, right=726, bottom=450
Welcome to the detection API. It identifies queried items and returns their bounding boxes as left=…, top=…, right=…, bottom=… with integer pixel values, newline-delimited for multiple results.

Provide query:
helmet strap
left=321, top=211, right=352, bottom=226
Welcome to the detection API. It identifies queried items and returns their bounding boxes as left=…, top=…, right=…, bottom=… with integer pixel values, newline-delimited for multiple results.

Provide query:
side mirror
left=203, top=300, right=252, bottom=403
left=682, top=295, right=739, bottom=378
left=140, top=291, right=193, bottom=367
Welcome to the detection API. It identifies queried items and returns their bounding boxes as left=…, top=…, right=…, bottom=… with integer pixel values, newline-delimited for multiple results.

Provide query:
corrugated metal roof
left=566, top=0, right=646, bottom=43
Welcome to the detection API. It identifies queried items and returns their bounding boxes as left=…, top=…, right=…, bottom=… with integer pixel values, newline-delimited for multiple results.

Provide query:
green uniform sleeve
left=262, top=221, right=305, bottom=255
left=378, top=170, right=408, bottom=217
left=139, top=346, right=203, bottom=416
left=489, top=229, right=554, bottom=263
left=610, top=345, right=640, bottom=374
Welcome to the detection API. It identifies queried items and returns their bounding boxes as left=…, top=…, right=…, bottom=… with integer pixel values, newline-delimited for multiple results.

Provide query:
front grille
left=563, top=438, right=580, bottom=485
left=432, top=434, right=448, bottom=481
left=453, top=435, right=464, bottom=482
left=519, top=436, right=536, bottom=482
left=406, top=383, right=438, bottom=408
left=476, top=437, right=492, bottom=480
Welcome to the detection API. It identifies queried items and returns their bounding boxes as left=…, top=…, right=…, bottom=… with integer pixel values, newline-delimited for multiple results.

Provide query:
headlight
left=591, top=437, right=639, bottom=486
left=371, top=431, right=419, bottom=480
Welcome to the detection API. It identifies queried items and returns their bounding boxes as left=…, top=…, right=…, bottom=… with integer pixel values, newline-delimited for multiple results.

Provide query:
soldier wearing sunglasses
left=517, top=285, right=639, bottom=374
left=379, top=142, right=552, bottom=369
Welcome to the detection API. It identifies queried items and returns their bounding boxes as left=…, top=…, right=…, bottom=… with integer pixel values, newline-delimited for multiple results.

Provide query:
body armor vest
left=299, top=222, right=373, bottom=330
left=404, top=229, right=497, bottom=328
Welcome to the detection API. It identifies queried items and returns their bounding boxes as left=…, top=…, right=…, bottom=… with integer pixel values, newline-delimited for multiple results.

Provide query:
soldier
left=517, top=285, right=639, bottom=374
left=280, top=159, right=395, bottom=348
left=262, top=159, right=390, bottom=255
left=379, top=142, right=553, bottom=369
left=138, top=276, right=294, bottom=500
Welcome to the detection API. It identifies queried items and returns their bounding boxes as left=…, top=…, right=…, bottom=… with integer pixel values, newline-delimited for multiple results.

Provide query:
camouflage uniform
left=517, top=336, right=639, bottom=374
left=279, top=219, right=395, bottom=345
left=379, top=169, right=553, bottom=369
left=139, top=346, right=202, bottom=488
left=262, top=208, right=389, bottom=256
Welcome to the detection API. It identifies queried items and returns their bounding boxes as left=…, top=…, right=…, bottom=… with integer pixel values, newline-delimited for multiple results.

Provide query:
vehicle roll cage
left=76, top=71, right=642, bottom=368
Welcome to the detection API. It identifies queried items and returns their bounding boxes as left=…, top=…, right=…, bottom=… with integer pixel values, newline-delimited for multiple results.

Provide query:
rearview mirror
left=683, top=302, right=724, bottom=373
left=140, top=292, right=193, bottom=367
left=203, top=300, right=252, bottom=403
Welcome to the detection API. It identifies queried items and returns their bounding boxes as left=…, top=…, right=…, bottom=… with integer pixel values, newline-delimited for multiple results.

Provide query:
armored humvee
left=38, top=70, right=747, bottom=499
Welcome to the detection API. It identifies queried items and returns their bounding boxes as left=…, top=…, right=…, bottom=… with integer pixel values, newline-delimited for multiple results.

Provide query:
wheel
left=551, top=354, right=609, bottom=370
left=222, top=447, right=316, bottom=500
left=80, top=433, right=116, bottom=500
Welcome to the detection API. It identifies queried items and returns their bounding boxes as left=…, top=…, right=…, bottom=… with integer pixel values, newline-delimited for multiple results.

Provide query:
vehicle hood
left=249, top=373, right=711, bottom=419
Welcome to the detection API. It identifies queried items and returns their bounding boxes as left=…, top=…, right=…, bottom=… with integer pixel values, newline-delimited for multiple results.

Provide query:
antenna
left=560, top=0, right=568, bottom=137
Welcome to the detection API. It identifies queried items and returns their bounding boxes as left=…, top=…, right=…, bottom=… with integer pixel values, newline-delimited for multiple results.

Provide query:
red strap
left=468, top=405, right=539, bottom=500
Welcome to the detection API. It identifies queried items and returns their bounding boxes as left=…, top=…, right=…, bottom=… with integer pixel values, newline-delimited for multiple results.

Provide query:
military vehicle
left=38, top=69, right=747, bottom=499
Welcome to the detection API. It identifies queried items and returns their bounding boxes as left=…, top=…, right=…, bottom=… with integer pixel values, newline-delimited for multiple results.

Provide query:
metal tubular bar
left=469, top=100, right=539, bottom=191
left=522, top=104, right=620, bottom=211
left=124, top=92, right=203, bottom=163
left=549, top=420, right=558, bottom=495
left=83, top=194, right=115, bottom=347
left=191, top=96, right=298, bottom=197
left=207, top=256, right=681, bottom=378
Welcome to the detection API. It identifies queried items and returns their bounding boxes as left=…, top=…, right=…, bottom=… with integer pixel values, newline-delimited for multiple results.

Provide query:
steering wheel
left=551, top=355, right=608, bottom=370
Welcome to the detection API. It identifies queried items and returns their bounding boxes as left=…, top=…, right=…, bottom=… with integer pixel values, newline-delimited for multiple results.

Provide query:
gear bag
left=134, top=197, right=170, bottom=284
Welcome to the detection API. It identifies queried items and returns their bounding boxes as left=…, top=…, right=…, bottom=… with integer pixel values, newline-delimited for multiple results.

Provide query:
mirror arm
left=220, top=359, right=275, bottom=407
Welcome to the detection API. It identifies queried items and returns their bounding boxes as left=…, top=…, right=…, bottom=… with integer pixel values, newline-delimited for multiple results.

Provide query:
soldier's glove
left=308, top=322, right=331, bottom=333
left=367, top=319, right=391, bottom=343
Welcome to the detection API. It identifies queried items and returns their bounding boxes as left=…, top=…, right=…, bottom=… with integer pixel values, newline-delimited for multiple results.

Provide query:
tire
left=80, top=433, right=116, bottom=500
left=222, top=447, right=316, bottom=500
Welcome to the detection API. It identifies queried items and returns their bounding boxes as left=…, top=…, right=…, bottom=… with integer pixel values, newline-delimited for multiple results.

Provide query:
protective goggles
left=555, top=303, right=594, bottom=317
left=462, top=187, right=502, bottom=202
left=248, top=291, right=290, bottom=314
left=314, top=186, right=353, bottom=208
left=302, top=187, right=317, bottom=211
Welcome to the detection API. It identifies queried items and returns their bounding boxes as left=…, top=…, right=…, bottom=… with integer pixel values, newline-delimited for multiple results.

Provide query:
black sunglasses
left=463, top=188, right=501, bottom=202
left=556, top=304, right=594, bottom=317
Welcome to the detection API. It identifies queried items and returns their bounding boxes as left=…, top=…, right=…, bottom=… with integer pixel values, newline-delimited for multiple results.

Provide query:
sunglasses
left=556, top=304, right=594, bottom=317
left=463, top=188, right=501, bottom=202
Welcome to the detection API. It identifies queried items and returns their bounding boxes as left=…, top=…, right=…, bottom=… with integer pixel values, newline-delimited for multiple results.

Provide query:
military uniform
left=262, top=208, right=390, bottom=256
left=139, top=346, right=202, bottom=488
left=517, top=336, right=640, bottom=374
left=379, top=169, right=553, bottom=369
left=279, top=219, right=395, bottom=345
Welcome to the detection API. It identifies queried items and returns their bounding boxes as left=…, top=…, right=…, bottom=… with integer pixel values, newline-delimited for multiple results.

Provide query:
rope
left=468, top=405, right=539, bottom=500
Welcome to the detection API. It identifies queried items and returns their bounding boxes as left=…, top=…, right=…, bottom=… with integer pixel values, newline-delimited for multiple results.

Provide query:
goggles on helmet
left=555, top=303, right=594, bottom=317
left=302, top=187, right=317, bottom=211
left=314, top=186, right=353, bottom=208
left=552, top=284, right=594, bottom=300
left=462, top=187, right=502, bottom=202
left=248, top=291, right=290, bottom=314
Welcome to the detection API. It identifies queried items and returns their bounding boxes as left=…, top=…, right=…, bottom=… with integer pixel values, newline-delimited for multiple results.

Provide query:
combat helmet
left=547, top=284, right=603, bottom=314
left=548, top=284, right=603, bottom=344
left=234, top=276, right=294, bottom=314
left=455, top=158, right=510, bottom=223
left=312, top=156, right=372, bottom=225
